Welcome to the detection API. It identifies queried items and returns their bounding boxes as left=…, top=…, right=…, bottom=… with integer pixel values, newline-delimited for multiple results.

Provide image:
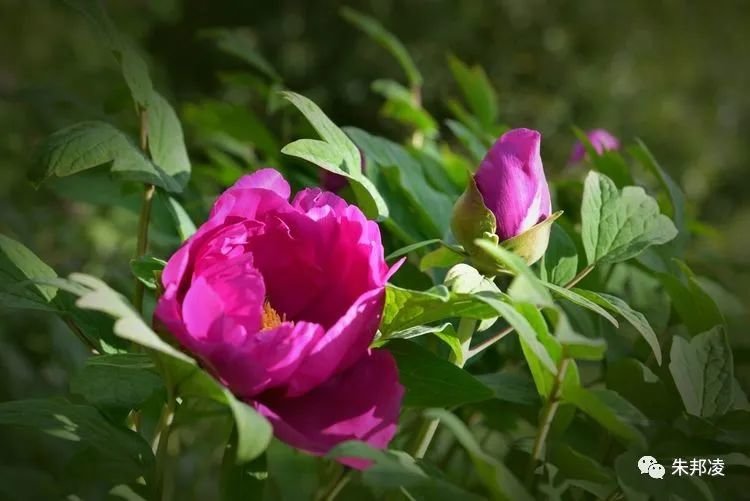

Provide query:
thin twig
left=133, top=107, right=155, bottom=313
left=525, top=357, right=570, bottom=489
left=563, top=264, right=595, bottom=289
left=318, top=469, right=352, bottom=501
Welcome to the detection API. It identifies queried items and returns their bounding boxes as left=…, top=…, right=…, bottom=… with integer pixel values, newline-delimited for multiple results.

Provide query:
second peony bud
left=452, top=128, right=554, bottom=267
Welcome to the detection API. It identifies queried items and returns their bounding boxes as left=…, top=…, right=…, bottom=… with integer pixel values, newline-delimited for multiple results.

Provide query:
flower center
left=260, top=300, right=285, bottom=331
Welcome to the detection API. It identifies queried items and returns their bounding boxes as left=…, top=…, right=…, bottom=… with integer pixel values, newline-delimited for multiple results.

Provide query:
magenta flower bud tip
left=474, top=128, right=552, bottom=242
left=569, top=128, right=621, bottom=164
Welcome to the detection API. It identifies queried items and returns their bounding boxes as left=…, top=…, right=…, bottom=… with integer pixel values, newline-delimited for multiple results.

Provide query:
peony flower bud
left=452, top=128, right=554, bottom=268
left=569, top=128, right=620, bottom=164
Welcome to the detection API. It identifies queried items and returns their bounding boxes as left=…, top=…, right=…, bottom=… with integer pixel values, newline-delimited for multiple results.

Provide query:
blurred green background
left=1, top=0, right=749, bottom=497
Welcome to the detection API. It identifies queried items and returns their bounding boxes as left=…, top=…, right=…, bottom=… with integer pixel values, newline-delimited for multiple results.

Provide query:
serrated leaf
left=381, top=284, right=496, bottom=335
left=146, top=91, right=191, bottom=189
left=574, top=290, right=662, bottom=365
left=669, top=326, right=734, bottom=418
left=541, top=224, right=578, bottom=286
left=0, top=233, right=58, bottom=311
left=581, top=171, right=678, bottom=265
left=425, top=409, right=533, bottom=501
left=340, top=8, right=422, bottom=87
left=386, top=340, right=493, bottom=407
left=281, top=92, right=388, bottom=219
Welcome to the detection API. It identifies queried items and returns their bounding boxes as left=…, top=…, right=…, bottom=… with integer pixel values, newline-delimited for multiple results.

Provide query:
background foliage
left=1, top=1, right=749, bottom=500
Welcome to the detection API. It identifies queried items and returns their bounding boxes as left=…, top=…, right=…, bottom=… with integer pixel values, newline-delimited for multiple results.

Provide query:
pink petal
left=283, top=288, right=385, bottom=397
left=255, top=349, right=403, bottom=464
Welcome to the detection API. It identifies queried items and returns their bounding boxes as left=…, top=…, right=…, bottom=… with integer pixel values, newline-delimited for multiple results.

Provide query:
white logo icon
left=648, top=463, right=666, bottom=479
left=638, top=456, right=665, bottom=479
left=638, top=455, right=658, bottom=474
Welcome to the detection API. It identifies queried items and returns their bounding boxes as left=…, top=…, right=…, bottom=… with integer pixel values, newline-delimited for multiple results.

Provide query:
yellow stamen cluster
left=260, top=300, right=285, bottom=331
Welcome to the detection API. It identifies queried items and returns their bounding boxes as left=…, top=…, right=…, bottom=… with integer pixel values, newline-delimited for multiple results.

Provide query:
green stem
left=133, top=107, right=154, bottom=314
left=409, top=85, right=424, bottom=148
left=410, top=417, right=440, bottom=460
left=525, top=357, right=570, bottom=488
left=563, top=264, right=595, bottom=289
left=410, top=318, right=476, bottom=460
left=319, top=469, right=352, bottom=501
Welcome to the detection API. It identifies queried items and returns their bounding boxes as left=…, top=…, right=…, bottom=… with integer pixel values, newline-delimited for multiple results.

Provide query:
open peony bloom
left=569, top=128, right=620, bottom=164
left=474, top=128, right=552, bottom=242
left=155, top=169, right=403, bottom=462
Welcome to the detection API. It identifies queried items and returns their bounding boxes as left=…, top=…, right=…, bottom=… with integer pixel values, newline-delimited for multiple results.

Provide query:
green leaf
left=377, top=323, right=463, bottom=365
left=281, top=93, right=388, bottom=220
left=669, top=326, right=734, bottom=418
left=574, top=290, right=662, bottom=365
left=581, top=171, right=678, bottom=265
left=476, top=294, right=558, bottom=374
left=420, top=246, right=465, bottom=272
left=329, top=441, right=482, bottom=500
left=564, top=386, right=646, bottom=447
left=386, top=340, right=493, bottom=407
left=542, top=283, right=619, bottom=327
left=424, top=409, right=533, bottom=501
left=36, top=121, right=181, bottom=192
left=447, top=55, right=498, bottom=130
left=385, top=239, right=441, bottom=261
left=160, top=193, right=197, bottom=242
left=206, top=28, right=281, bottom=81
left=340, top=7, right=422, bottom=87
left=147, top=91, right=191, bottom=189
left=474, top=372, right=540, bottom=406
left=372, top=79, right=438, bottom=136
left=540, top=223, right=579, bottom=286
left=658, top=261, right=725, bottom=336
left=629, top=139, right=686, bottom=232
left=129, top=256, right=166, bottom=290
left=0, top=234, right=58, bottom=311
left=555, top=322, right=607, bottom=361
left=474, top=239, right=554, bottom=306
left=548, top=443, right=616, bottom=498
left=225, top=390, right=274, bottom=464
left=65, top=273, right=192, bottom=362
left=445, top=119, right=487, bottom=162
left=264, top=440, right=318, bottom=501
left=0, top=399, right=153, bottom=486
left=606, top=358, right=680, bottom=420
left=346, top=127, right=454, bottom=237
left=381, top=284, right=496, bottom=336
left=58, top=274, right=273, bottom=461
left=117, top=44, right=153, bottom=108
left=70, top=354, right=163, bottom=411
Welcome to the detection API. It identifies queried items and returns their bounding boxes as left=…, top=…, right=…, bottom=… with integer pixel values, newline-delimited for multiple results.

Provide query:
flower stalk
left=133, top=107, right=155, bottom=314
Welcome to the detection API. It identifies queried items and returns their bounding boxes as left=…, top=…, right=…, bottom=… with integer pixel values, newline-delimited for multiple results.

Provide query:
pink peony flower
left=155, top=168, right=403, bottom=461
left=569, top=128, right=620, bottom=164
left=474, top=128, right=552, bottom=242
